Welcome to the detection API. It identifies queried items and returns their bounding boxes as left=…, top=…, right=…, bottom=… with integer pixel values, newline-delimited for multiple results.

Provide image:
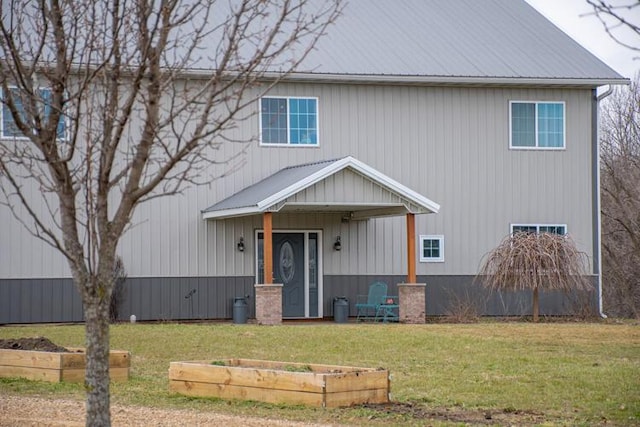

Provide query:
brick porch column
left=398, top=283, right=426, bottom=324
left=254, top=284, right=283, bottom=325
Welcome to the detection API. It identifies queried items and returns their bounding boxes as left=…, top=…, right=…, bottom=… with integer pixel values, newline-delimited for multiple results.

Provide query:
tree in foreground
left=478, top=232, right=593, bottom=322
left=0, top=0, right=341, bottom=425
left=600, top=74, right=640, bottom=318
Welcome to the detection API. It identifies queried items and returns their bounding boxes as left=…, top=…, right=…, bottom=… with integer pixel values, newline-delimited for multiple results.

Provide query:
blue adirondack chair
left=355, top=282, right=388, bottom=321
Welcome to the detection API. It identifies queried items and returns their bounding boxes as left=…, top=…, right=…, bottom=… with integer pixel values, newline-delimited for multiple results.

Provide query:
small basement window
left=511, top=224, right=567, bottom=235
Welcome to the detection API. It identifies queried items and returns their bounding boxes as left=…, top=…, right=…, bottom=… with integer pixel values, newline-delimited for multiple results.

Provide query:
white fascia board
left=345, top=157, right=441, bottom=213
left=202, top=206, right=259, bottom=220
left=258, top=156, right=440, bottom=214
left=257, top=157, right=352, bottom=210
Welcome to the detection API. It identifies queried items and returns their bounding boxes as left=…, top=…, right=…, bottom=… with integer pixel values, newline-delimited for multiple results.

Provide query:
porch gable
left=201, top=156, right=439, bottom=220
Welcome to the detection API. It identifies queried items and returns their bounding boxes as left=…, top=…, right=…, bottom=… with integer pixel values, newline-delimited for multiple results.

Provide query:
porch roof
left=202, top=156, right=440, bottom=220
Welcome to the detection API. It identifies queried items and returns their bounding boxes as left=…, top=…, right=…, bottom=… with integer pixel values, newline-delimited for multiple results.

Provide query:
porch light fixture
left=334, top=236, right=342, bottom=251
left=237, top=237, right=245, bottom=252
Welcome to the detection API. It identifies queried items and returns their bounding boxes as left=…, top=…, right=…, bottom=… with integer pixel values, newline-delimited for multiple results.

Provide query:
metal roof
left=202, top=156, right=440, bottom=219
left=275, top=0, right=627, bottom=85
left=294, top=0, right=625, bottom=84
left=12, top=0, right=626, bottom=86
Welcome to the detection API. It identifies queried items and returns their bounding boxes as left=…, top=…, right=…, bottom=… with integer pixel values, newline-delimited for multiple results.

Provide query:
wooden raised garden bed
left=169, top=358, right=390, bottom=408
left=0, top=348, right=131, bottom=383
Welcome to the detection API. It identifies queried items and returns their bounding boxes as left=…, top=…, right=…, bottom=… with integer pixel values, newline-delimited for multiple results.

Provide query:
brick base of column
left=398, top=283, right=426, bottom=324
left=254, top=284, right=283, bottom=325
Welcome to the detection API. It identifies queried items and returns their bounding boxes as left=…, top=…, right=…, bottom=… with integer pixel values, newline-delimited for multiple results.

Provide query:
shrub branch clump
left=478, top=233, right=593, bottom=321
left=479, top=233, right=593, bottom=292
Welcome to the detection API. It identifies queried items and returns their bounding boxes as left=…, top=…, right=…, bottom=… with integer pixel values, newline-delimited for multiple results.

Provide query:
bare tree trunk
left=532, top=286, right=539, bottom=323
left=83, top=294, right=111, bottom=427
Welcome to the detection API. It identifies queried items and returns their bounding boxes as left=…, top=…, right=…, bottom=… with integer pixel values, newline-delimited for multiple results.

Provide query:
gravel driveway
left=0, top=396, right=340, bottom=427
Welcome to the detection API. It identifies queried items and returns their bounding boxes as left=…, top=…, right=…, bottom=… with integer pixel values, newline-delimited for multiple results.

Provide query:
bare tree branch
left=585, top=0, right=640, bottom=57
left=0, top=1, right=342, bottom=424
left=600, top=73, right=640, bottom=318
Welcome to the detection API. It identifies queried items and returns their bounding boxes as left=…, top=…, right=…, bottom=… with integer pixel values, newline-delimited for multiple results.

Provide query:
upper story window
left=511, top=224, right=567, bottom=235
left=260, top=96, right=318, bottom=146
left=419, top=235, right=444, bottom=262
left=1, top=87, right=67, bottom=140
left=510, top=101, right=565, bottom=149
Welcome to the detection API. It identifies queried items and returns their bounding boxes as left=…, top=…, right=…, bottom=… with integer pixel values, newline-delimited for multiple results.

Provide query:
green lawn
left=1, top=321, right=638, bottom=426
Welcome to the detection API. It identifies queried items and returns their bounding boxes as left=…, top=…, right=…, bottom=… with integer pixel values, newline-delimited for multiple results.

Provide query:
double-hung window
left=260, top=96, right=318, bottom=146
left=419, top=235, right=444, bottom=262
left=511, top=224, right=567, bottom=235
left=1, top=87, right=66, bottom=140
left=510, top=101, right=565, bottom=149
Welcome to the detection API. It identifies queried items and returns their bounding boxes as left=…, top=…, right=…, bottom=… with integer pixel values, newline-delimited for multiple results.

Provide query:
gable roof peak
left=202, top=156, right=440, bottom=220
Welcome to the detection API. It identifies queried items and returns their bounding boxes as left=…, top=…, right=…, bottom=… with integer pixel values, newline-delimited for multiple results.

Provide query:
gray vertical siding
left=1, top=84, right=597, bottom=281
left=1, top=275, right=595, bottom=324
left=322, top=275, right=597, bottom=317
left=117, top=276, right=256, bottom=321
left=0, top=279, right=83, bottom=323
left=0, top=276, right=256, bottom=324
left=0, top=82, right=600, bottom=324
left=418, top=275, right=597, bottom=317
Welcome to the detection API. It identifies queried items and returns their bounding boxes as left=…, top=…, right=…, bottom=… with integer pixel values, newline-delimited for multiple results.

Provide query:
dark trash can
left=233, top=297, right=248, bottom=324
left=333, top=296, right=349, bottom=323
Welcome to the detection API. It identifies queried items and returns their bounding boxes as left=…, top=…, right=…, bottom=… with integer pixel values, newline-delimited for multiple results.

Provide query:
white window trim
left=0, top=87, right=68, bottom=141
left=259, top=96, right=319, bottom=147
left=509, top=100, right=566, bottom=150
left=419, top=234, right=444, bottom=263
left=1, top=87, right=32, bottom=141
left=510, top=224, right=568, bottom=234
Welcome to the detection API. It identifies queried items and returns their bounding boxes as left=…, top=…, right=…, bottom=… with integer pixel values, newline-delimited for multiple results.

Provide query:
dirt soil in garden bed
left=0, top=337, right=70, bottom=352
left=361, top=402, right=552, bottom=426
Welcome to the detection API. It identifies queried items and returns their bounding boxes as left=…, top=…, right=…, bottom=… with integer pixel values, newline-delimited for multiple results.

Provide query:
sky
left=526, top=0, right=639, bottom=80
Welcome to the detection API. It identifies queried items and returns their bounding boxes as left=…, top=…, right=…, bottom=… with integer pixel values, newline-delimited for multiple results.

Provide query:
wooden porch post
left=264, top=212, right=273, bottom=284
left=406, top=213, right=416, bottom=283
left=255, top=211, right=281, bottom=324
left=399, top=212, right=425, bottom=323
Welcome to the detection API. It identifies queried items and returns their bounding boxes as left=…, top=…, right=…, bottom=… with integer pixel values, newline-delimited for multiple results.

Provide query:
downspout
left=594, top=85, right=614, bottom=318
left=597, top=85, right=614, bottom=102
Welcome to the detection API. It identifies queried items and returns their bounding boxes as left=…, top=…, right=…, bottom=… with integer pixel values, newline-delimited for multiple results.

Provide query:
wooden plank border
left=169, top=359, right=390, bottom=407
left=0, top=348, right=131, bottom=383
